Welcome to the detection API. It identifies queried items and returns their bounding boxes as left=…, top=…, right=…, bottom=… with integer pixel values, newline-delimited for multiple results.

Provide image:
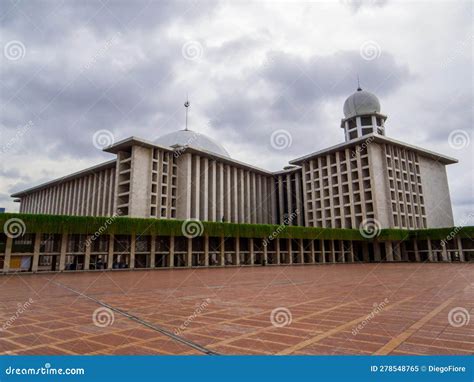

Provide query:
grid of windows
left=384, top=145, right=426, bottom=228
left=303, top=145, right=374, bottom=228
left=116, top=151, right=132, bottom=216
left=150, top=149, right=177, bottom=219
left=343, top=115, right=385, bottom=142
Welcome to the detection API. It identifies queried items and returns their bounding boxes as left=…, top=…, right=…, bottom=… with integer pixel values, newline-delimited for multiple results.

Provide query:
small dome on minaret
left=343, top=87, right=381, bottom=119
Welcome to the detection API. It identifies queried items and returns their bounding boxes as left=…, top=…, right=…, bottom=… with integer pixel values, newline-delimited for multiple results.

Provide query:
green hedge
left=0, top=213, right=472, bottom=242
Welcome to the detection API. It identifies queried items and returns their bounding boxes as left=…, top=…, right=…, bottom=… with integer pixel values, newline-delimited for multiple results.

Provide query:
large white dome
left=155, top=129, right=231, bottom=158
left=343, top=88, right=381, bottom=119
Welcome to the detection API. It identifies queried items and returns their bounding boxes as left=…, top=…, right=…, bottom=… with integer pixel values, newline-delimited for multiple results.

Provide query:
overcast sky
left=0, top=0, right=472, bottom=225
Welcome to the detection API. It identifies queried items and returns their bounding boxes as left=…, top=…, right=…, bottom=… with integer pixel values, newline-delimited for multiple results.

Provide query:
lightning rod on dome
left=184, top=94, right=190, bottom=131
left=357, top=74, right=362, bottom=91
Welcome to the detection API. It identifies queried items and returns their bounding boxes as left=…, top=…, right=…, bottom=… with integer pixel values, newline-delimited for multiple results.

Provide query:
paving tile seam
left=277, top=295, right=417, bottom=355
left=208, top=295, right=379, bottom=349
left=46, top=278, right=220, bottom=356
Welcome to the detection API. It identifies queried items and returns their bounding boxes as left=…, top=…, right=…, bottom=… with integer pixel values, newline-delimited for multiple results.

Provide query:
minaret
left=340, top=85, right=387, bottom=142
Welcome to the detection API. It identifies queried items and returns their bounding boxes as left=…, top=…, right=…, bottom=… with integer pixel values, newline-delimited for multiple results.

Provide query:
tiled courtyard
left=0, top=263, right=473, bottom=355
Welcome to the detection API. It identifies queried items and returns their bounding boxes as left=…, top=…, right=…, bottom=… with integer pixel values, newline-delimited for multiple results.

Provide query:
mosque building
left=12, top=87, right=457, bottom=231
left=3, top=87, right=470, bottom=274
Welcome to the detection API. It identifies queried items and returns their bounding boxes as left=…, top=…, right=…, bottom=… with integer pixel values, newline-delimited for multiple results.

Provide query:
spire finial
left=184, top=94, right=190, bottom=131
left=357, top=75, right=362, bottom=91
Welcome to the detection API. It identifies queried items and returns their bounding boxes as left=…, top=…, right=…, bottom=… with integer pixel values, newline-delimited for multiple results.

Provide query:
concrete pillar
left=249, top=238, right=255, bottom=265
left=298, top=239, right=304, bottom=264
left=270, top=178, right=277, bottom=224
left=330, top=240, right=336, bottom=263
left=275, top=238, right=281, bottom=265
left=441, top=243, right=449, bottom=262
left=176, top=154, right=192, bottom=219
left=385, top=241, right=394, bottom=262
left=59, top=233, right=68, bottom=271
left=218, top=164, right=224, bottom=221
left=235, top=238, right=240, bottom=265
left=3, top=236, right=12, bottom=273
left=310, top=240, right=315, bottom=264
left=239, top=170, right=245, bottom=223
left=211, top=161, right=217, bottom=222
left=107, top=234, right=114, bottom=269
left=349, top=241, right=355, bottom=263
left=339, top=241, right=345, bottom=263
left=32, top=233, right=41, bottom=272
left=251, top=173, right=257, bottom=224
left=245, top=171, right=251, bottom=222
left=288, top=239, right=293, bottom=264
left=457, top=236, right=465, bottom=262
left=193, top=156, right=200, bottom=219
left=129, top=234, right=135, bottom=269
left=256, top=175, right=262, bottom=224
left=427, top=239, right=434, bottom=262
left=169, top=236, right=174, bottom=268
left=204, top=235, right=209, bottom=267
left=150, top=235, right=156, bottom=269
left=203, top=158, right=209, bottom=221
left=187, top=238, right=192, bottom=267
left=225, top=165, right=231, bottom=222
left=321, top=240, right=326, bottom=264
left=220, top=237, right=225, bottom=266
left=84, top=236, right=91, bottom=271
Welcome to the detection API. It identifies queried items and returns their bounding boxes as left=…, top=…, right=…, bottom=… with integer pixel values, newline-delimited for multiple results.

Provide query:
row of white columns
left=184, top=154, right=277, bottom=224
left=19, top=167, right=116, bottom=217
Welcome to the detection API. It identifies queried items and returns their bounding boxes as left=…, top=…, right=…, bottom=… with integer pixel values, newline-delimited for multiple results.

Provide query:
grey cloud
left=206, top=49, right=411, bottom=159
left=341, top=0, right=389, bottom=13
left=1, top=0, right=217, bottom=42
